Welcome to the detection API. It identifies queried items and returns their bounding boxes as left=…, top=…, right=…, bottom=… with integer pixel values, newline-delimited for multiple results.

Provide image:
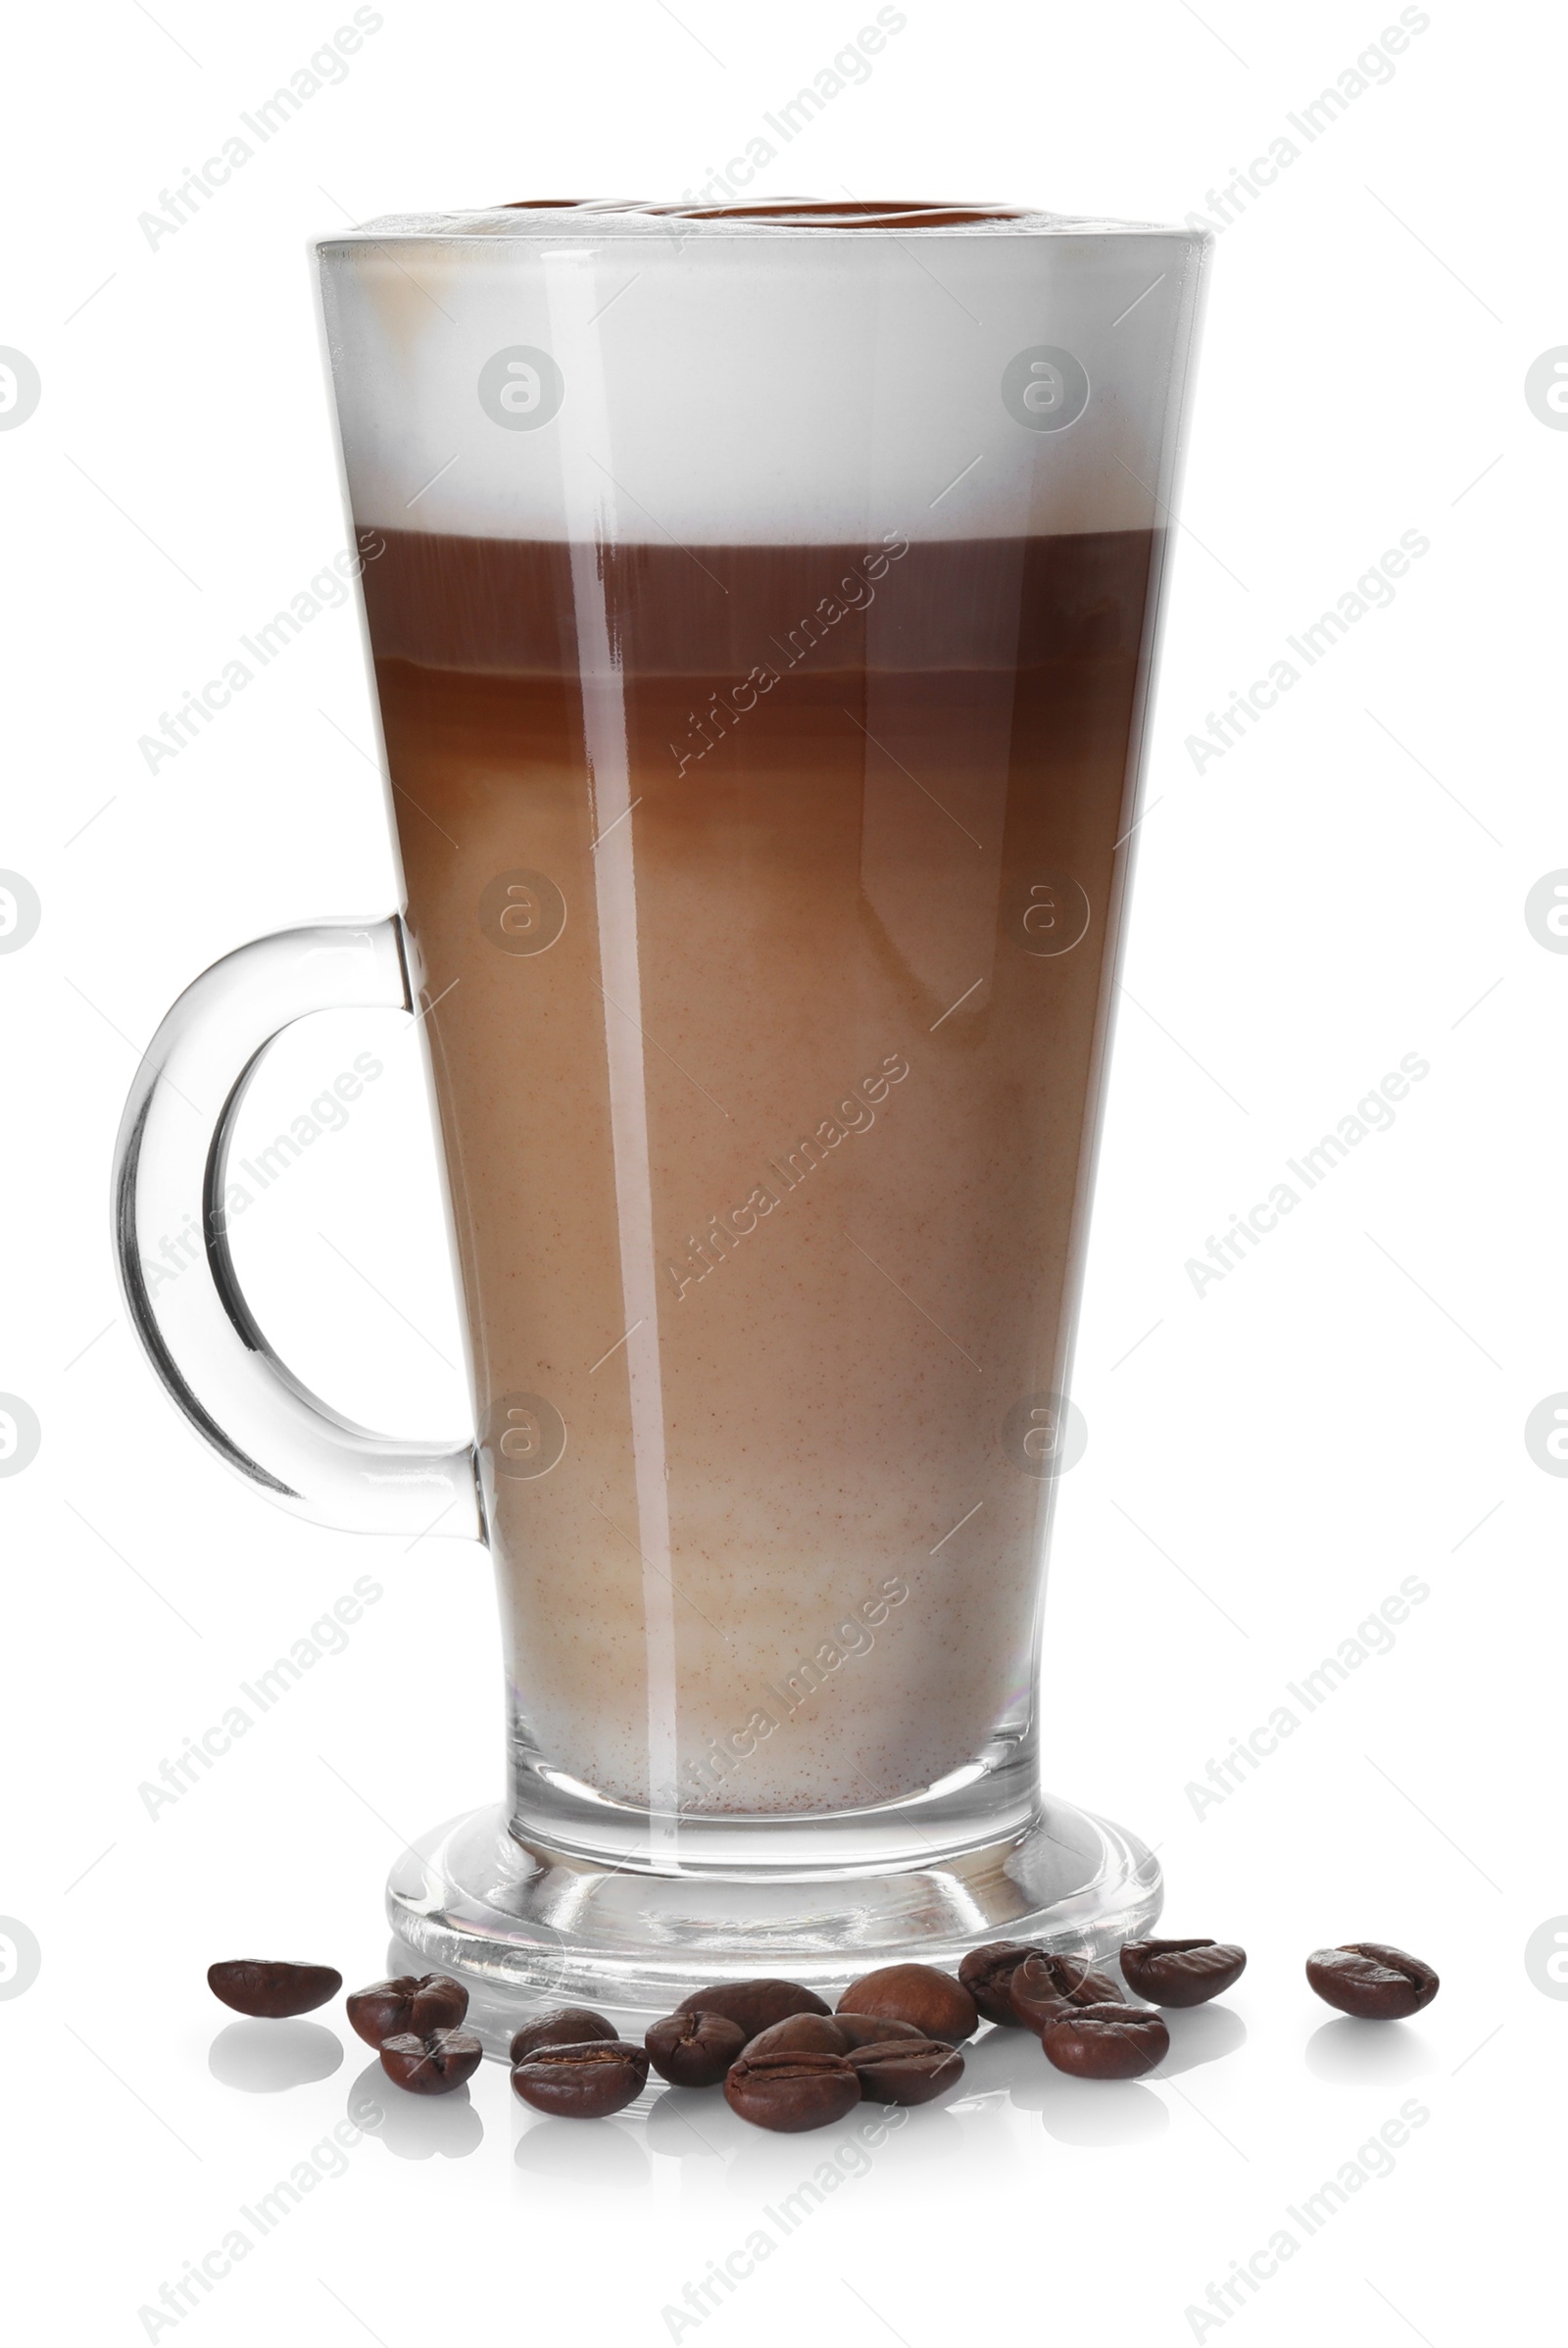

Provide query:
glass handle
left=112, top=915, right=482, bottom=1541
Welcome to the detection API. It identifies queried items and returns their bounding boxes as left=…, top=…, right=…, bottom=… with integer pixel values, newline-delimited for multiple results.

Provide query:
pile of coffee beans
left=211, top=1961, right=483, bottom=2096
left=205, top=1933, right=1440, bottom=2121
left=507, top=1971, right=973, bottom=2128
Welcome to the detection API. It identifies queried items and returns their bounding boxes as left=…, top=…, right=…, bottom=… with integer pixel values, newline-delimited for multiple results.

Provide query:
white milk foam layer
left=318, top=208, right=1207, bottom=545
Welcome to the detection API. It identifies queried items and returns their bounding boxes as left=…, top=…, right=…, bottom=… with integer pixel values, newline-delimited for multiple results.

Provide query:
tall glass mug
left=115, top=199, right=1208, bottom=2007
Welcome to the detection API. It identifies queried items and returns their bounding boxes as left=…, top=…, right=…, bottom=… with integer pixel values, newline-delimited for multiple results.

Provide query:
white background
left=1, top=2, right=1562, bottom=2342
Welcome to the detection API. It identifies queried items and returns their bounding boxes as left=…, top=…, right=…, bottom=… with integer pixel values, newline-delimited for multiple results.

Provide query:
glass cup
left=114, top=198, right=1209, bottom=2008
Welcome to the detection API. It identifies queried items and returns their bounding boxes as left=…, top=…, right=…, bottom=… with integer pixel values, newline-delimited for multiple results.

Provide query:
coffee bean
left=738, top=2012, right=927, bottom=2060
left=829, top=2013, right=927, bottom=2051
left=1305, top=1944, right=1440, bottom=2021
left=837, top=1964, right=977, bottom=2045
left=378, top=2028, right=484, bottom=2095
left=1041, top=2002, right=1169, bottom=2080
left=508, top=2007, right=618, bottom=2065
left=347, top=1973, right=468, bottom=2047
left=1007, top=1952, right=1123, bottom=2032
left=673, top=1979, right=830, bottom=2037
left=512, top=2039, right=650, bottom=2118
left=645, top=2009, right=749, bottom=2087
left=741, top=2013, right=852, bottom=2060
left=1119, top=1938, right=1247, bottom=2008
left=724, top=2048, right=862, bottom=2132
left=208, top=1960, right=342, bottom=2019
left=848, top=2038, right=965, bottom=2106
left=958, top=1940, right=1046, bottom=2027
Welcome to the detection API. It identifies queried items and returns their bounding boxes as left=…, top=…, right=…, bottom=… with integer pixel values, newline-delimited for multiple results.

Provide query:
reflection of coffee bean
left=1524, top=1916, right=1568, bottom=2000
left=1305, top=1944, right=1439, bottom=2021
left=380, top=2028, right=484, bottom=2095
left=837, top=1963, right=978, bottom=2045
left=478, top=868, right=567, bottom=955
left=486, top=1392, right=567, bottom=1481
left=347, top=2058, right=483, bottom=2158
left=1042, top=2002, right=1168, bottom=2079
left=0, top=1918, right=40, bottom=2001
left=0, top=871, right=41, bottom=954
left=1524, top=869, right=1568, bottom=952
left=0, top=349, right=41, bottom=431
left=1001, top=344, right=1090, bottom=432
left=645, top=2009, right=749, bottom=2086
left=673, top=1978, right=831, bottom=2036
left=1119, top=1938, right=1247, bottom=2008
left=347, top=1974, right=468, bottom=2047
left=512, top=2039, right=650, bottom=2117
left=1007, top=873, right=1091, bottom=957
left=0, top=1395, right=39, bottom=1479
left=476, top=345, right=564, bottom=430
left=724, top=2049, right=861, bottom=2132
left=208, top=1960, right=343, bottom=2018
left=1524, top=1394, right=1568, bottom=1477
left=1001, top=1391, right=1087, bottom=1478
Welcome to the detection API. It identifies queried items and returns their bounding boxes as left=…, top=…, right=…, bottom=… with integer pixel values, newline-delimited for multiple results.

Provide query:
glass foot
left=385, top=1796, right=1161, bottom=2032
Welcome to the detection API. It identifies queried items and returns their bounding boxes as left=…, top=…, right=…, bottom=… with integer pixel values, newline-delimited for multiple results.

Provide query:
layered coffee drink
left=320, top=199, right=1196, bottom=1833
left=361, top=524, right=1157, bottom=1815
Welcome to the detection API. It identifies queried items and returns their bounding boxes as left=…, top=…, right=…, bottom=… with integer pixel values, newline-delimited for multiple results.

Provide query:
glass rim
left=316, top=202, right=1208, bottom=249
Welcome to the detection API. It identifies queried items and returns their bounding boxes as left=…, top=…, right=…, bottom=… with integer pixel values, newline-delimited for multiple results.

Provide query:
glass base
left=384, top=1795, right=1161, bottom=2031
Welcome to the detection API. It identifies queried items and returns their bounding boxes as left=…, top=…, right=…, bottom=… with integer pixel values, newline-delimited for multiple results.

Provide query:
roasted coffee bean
left=837, top=1964, right=977, bottom=2045
left=1305, top=1944, right=1440, bottom=2021
left=509, top=2007, right=619, bottom=2065
left=848, top=2038, right=965, bottom=2106
left=828, top=2013, right=927, bottom=2051
left=724, top=2048, right=862, bottom=2132
left=742, top=2013, right=853, bottom=2060
left=512, top=2039, right=651, bottom=2118
left=347, top=1973, right=468, bottom=2047
left=741, top=2012, right=927, bottom=2059
left=208, top=1960, right=342, bottom=2019
left=958, top=1940, right=1046, bottom=2027
left=673, top=1979, right=830, bottom=2037
left=1007, top=1952, right=1123, bottom=2032
left=1119, top=1938, right=1247, bottom=2008
left=646, top=2009, right=749, bottom=2087
left=378, top=2028, right=484, bottom=2095
left=1041, top=2002, right=1169, bottom=2080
